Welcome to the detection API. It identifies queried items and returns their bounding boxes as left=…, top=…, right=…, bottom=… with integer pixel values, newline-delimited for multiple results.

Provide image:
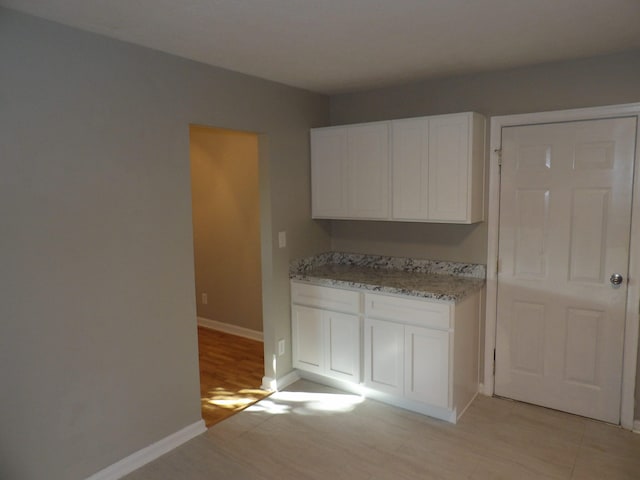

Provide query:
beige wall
left=0, top=8, right=329, bottom=480
left=190, top=126, right=263, bottom=332
left=329, top=49, right=640, bottom=420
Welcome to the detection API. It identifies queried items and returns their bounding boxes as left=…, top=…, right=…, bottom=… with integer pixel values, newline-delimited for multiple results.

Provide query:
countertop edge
left=290, top=274, right=485, bottom=304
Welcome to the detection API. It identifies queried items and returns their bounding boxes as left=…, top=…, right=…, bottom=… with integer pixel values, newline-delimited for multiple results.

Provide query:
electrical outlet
left=201, top=293, right=208, bottom=305
left=278, top=339, right=285, bottom=356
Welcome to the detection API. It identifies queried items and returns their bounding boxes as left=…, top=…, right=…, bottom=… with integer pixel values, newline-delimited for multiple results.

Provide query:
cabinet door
left=311, top=128, right=348, bottom=218
left=292, top=305, right=324, bottom=374
left=428, top=114, right=470, bottom=222
left=364, top=318, right=404, bottom=395
left=405, top=326, right=450, bottom=408
left=392, top=118, right=429, bottom=220
left=347, top=123, right=390, bottom=219
left=325, top=311, right=361, bottom=382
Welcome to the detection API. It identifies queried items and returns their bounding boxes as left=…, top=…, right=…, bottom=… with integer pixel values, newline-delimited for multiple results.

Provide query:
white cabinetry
left=311, top=122, right=389, bottom=220
left=311, top=112, right=485, bottom=223
left=290, top=280, right=481, bottom=423
left=391, top=117, right=429, bottom=220
left=291, top=305, right=324, bottom=374
left=291, top=282, right=361, bottom=382
left=363, top=318, right=404, bottom=396
left=427, top=113, right=485, bottom=223
left=363, top=293, right=453, bottom=410
left=404, top=326, right=450, bottom=408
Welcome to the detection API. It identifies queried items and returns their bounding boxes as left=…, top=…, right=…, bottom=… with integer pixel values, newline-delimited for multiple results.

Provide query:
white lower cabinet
left=291, top=305, right=324, bottom=374
left=325, top=310, right=361, bottom=382
left=291, top=283, right=361, bottom=383
left=363, top=318, right=404, bottom=396
left=291, top=281, right=480, bottom=423
left=364, top=301, right=451, bottom=410
left=404, top=325, right=450, bottom=409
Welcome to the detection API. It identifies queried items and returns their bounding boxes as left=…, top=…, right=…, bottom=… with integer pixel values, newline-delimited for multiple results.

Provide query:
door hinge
left=493, top=348, right=496, bottom=375
left=496, top=257, right=501, bottom=274
left=494, top=148, right=503, bottom=167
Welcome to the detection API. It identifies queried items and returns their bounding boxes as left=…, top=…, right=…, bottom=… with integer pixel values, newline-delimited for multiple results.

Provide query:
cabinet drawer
left=291, top=282, right=360, bottom=313
left=364, top=293, right=451, bottom=330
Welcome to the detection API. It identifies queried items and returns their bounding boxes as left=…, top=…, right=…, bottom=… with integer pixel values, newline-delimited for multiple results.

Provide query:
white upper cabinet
left=347, top=123, right=390, bottom=219
left=428, top=113, right=485, bottom=223
left=311, top=122, right=389, bottom=220
left=311, top=112, right=485, bottom=223
left=392, top=117, right=430, bottom=221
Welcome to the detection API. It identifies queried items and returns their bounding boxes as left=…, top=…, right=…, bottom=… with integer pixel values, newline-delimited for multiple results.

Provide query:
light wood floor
left=126, top=379, right=640, bottom=479
left=197, top=326, right=270, bottom=427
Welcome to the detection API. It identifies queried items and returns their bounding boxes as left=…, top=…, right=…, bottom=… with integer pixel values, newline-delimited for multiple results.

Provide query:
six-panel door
left=495, top=117, right=636, bottom=423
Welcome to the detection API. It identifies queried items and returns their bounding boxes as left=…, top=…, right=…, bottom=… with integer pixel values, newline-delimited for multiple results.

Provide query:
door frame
left=484, top=103, right=640, bottom=430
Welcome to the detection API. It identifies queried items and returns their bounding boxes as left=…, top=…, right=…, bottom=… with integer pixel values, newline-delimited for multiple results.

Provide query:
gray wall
left=330, top=50, right=640, bottom=419
left=330, top=49, right=640, bottom=265
left=0, top=8, right=329, bottom=480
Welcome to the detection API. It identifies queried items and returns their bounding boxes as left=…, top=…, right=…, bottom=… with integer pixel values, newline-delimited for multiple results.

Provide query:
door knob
left=610, top=273, right=624, bottom=286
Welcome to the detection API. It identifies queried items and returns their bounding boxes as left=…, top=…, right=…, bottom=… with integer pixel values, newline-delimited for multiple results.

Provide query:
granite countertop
left=290, top=252, right=486, bottom=303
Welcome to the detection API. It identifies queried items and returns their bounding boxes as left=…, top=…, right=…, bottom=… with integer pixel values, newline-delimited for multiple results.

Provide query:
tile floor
left=125, top=380, right=640, bottom=479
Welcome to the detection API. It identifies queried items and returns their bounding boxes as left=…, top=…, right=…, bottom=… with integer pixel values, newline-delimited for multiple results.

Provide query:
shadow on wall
left=329, top=220, right=487, bottom=264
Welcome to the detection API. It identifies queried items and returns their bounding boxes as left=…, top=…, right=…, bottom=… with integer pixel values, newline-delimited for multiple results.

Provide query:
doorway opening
left=189, top=125, right=270, bottom=426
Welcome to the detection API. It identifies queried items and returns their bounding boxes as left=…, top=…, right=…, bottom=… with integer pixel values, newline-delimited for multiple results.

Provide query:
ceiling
left=2, top=0, right=640, bottom=94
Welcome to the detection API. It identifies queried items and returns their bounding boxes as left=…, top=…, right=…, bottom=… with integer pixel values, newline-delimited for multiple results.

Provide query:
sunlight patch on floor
left=245, top=390, right=364, bottom=415
left=202, top=387, right=271, bottom=412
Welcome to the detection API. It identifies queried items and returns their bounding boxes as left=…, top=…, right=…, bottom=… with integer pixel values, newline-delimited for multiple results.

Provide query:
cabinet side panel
left=470, top=114, right=486, bottom=222
left=452, top=290, right=481, bottom=417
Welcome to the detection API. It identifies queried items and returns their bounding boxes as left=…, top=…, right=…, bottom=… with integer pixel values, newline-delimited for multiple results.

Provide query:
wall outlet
left=201, top=293, right=208, bottom=305
left=278, top=231, right=286, bottom=248
left=278, top=338, right=285, bottom=356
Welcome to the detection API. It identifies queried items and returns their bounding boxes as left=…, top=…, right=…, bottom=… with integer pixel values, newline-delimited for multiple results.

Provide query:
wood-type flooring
left=198, top=326, right=270, bottom=427
left=126, top=379, right=640, bottom=480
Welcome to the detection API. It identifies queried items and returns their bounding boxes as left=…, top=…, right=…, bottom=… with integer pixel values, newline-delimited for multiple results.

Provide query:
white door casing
left=495, top=118, right=636, bottom=424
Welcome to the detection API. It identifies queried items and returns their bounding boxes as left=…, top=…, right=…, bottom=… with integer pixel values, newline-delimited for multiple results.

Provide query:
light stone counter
left=290, top=252, right=485, bottom=303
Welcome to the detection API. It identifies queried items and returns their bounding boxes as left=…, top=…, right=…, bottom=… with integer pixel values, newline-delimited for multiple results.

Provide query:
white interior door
left=495, top=117, right=637, bottom=423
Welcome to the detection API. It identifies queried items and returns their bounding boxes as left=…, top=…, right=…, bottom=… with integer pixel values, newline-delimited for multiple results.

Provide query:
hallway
left=198, top=327, right=269, bottom=427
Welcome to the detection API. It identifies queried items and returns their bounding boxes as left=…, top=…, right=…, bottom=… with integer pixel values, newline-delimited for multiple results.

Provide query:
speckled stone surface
left=290, top=252, right=486, bottom=303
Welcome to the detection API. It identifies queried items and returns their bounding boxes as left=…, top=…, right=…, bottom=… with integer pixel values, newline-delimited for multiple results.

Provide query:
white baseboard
left=86, top=420, right=206, bottom=480
left=262, top=370, right=301, bottom=391
left=634, top=420, right=640, bottom=434
left=197, top=317, right=263, bottom=342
